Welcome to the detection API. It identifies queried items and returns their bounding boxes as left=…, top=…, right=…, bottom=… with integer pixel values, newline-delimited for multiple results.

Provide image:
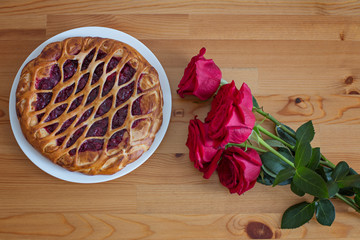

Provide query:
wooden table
left=1, top=1, right=360, bottom=239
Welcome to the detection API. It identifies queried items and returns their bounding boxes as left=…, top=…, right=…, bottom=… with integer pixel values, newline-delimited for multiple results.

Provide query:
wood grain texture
left=1, top=0, right=360, bottom=239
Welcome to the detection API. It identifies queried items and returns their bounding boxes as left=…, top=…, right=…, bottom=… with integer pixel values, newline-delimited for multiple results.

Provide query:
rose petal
left=238, top=82, right=253, bottom=111
left=203, top=149, right=223, bottom=179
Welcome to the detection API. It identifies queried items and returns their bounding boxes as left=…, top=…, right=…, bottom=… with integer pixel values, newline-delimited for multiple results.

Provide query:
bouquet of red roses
left=177, top=48, right=360, bottom=229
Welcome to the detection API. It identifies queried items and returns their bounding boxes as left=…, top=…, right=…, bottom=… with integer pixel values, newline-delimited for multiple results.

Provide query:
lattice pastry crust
left=16, top=37, right=163, bottom=175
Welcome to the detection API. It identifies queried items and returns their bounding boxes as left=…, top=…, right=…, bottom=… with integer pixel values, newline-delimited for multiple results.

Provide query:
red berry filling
left=91, top=62, right=104, bottom=85
left=81, top=48, right=95, bottom=71
left=107, top=129, right=127, bottom=150
left=95, top=96, right=113, bottom=117
left=118, top=63, right=136, bottom=86
left=106, top=57, right=121, bottom=73
left=112, top=105, right=128, bottom=129
left=36, top=64, right=61, bottom=90
left=131, top=96, right=142, bottom=115
left=69, top=148, right=76, bottom=156
left=68, top=95, right=84, bottom=112
left=35, top=92, right=53, bottom=111
left=45, top=104, right=68, bottom=122
left=116, top=81, right=134, bottom=107
left=44, top=123, right=59, bottom=133
left=55, top=83, right=75, bottom=103
left=85, top=86, right=99, bottom=106
left=57, top=136, right=66, bottom=146
left=79, top=139, right=104, bottom=153
left=63, top=60, right=78, bottom=81
left=66, top=125, right=86, bottom=148
left=96, top=49, right=107, bottom=61
left=76, top=73, right=89, bottom=94
left=75, top=107, right=94, bottom=127
left=56, top=115, right=77, bottom=135
left=37, top=113, right=45, bottom=122
left=86, top=118, right=108, bottom=137
left=102, top=72, right=116, bottom=96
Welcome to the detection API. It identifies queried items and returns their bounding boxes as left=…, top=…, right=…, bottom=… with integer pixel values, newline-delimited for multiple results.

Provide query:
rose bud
left=186, top=117, right=223, bottom=179
left=205, top=81, right=255, bottom=146
left=217, top=147, right=262, bottom=195
left=177, top=48, right=222, bottom=100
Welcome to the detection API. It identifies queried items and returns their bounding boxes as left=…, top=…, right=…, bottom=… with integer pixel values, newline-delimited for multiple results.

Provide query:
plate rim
left=9, top=26, right=172, bottom=183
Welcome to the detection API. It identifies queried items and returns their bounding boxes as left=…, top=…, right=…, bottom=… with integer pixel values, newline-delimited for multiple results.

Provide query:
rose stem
left=256, top=136, right=295, bottom=168
left=226, top=143, right=267, bottom=153
left=256, top=125, right=294, bottom=150
left=335, top=193, right=360, bottom=213
left=253, top=107, right=295, bottom=137
left=254, top=107, right=336, bottom=169
left=320, top=154, right=336, bottom=169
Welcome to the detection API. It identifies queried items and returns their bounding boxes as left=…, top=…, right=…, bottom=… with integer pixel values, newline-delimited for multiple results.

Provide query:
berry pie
left=16, top=37, right=163, bottom=175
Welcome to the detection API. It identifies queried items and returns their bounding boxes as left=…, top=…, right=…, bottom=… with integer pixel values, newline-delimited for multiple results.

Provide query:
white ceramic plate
left=9, top=27, right=171, bottom=183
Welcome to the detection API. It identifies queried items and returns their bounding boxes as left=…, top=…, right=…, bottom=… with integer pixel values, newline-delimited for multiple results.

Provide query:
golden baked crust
left=16, top=37, right=163, bottom=175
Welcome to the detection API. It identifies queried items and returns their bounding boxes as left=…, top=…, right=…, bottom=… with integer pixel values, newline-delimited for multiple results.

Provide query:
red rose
left=186, top=117, right=223, bottom=179
left=217, top=147, right=262, bottom=195
left=177, top=48, right=222, bottom=100
left=205, top=81, right=255, bottom=146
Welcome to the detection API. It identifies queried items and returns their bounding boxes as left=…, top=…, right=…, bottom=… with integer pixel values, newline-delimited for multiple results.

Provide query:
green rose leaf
left=327, top=181, right=339, bottom=198
left=260, top=150, right=293, bottom=176
left=316, top=167, right=333, bottom=183
left=307, top=147, right=321, bottom=170
left=276, top=125, right=296, bottom=147
left=294, top=142, right=312, bottom=168
left=273, top=168, right=295, bottom=187
left=337, top=175, right=360, bottom=188
left=295, top=120, right=315, bottom=148
left=315, top=199, right=335, bottom=226
left=355, top=194, right=360, bottom=208
left=257, top=168, right=291, bottom=186
left=331, top=161, right=350, bottom=182
left=281, top=201, right=315, bottom=229
left=291, top=180, right=305, bottom=197
left=293, top=167, right=329, bottom=199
